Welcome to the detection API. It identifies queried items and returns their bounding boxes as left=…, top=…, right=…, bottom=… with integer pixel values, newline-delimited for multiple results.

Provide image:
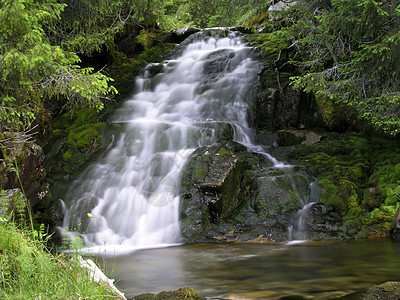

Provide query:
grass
left=0, top=190, right=121, bottom=300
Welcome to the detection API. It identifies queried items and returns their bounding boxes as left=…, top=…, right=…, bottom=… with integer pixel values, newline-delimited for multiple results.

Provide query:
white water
left=287, top=181, right=320, bottom=244
left=61, top=29, right=264, bottom=254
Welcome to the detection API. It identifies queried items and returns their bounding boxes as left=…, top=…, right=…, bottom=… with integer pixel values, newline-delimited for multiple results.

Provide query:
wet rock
left=277, top=130, right=306, bottom=146
left=0, top=137, right=49, bottom=209
left=170, top=27, right=201, bottom=43
left=254, top=85, right=321, bottom=132
left=180, top=143, right=251, bottom=241
left=391, top=206, right=400, bottom=239
left=130, top=287, right=205, bottom=300
left=363, top=281, right=400, bottom=300
left=144, top=63, right=164, bottom=78
left=179, top=141, right=345, bottom=243
left=362, top=187, right=381, bottom=211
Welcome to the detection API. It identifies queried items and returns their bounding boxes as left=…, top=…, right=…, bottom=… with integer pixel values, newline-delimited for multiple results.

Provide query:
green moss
left=148, top=287, right=205, bottom=300
left=61, top=123, right=106, bottom=171
left=217, top=147, right=231, bottom=157
left=243, top=10, right=270, bottom=26
left=288, top=133, right=400, bottom=235
left=249, top=30, right=289, bottom=63
left=192, top=160, right=209, bottom=181
left=137, top=43, right=176, bottom=63
left=54, top=108, right=100, bottom=132
left=368, top=205, right=399, bottom=232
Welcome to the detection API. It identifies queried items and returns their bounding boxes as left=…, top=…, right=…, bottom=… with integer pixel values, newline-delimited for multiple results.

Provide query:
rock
left=391, top=206, right=400, bottom=239
left=268, top=1, right=298, bottom=12
left=180, top=143, right=251, bottom=241
left=362, top=187, right=381, bottom=211
left=170, top=27, right=201, bottom=43
left=0, top=137, right=49, bottom=209
left=277, top=130, right=306, bottom=146
left=254, top=85, right=322, bottom=132
left=363, top=281, right=400, bottom=300
left=131, top=288, right=205, bottom=300
left=0, top=135, right=62, bottom=235
left=179, top=140, right=345, bottom=243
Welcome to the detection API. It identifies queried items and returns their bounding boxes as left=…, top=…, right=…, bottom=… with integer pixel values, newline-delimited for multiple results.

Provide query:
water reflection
left=100, top=239, right=400, bottom=299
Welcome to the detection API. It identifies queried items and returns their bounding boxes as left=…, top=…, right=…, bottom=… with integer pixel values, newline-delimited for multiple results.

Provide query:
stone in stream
left=130, top=287, right=205, bottom=300
left=363, top=281, right=400, bottom=300
left=179, top=141, right=346, bottom=243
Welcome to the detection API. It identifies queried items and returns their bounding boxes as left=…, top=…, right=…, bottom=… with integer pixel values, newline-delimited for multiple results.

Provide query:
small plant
left=0, top=162, right=121, bottom=299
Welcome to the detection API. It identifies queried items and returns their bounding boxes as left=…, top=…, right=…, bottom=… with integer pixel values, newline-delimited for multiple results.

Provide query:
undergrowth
left=0, top=187, right=120, bottom=299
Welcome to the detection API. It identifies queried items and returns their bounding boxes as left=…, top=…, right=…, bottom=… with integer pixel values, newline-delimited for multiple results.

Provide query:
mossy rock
left=131, top=288, right=205, bottom=300
left=61, top=123, right=107, bottom=171
left=137, top=43, right=176, bottom=63
left=363, top=282, right=400, bottom=300
left=288, top=132, right=400, bottom=236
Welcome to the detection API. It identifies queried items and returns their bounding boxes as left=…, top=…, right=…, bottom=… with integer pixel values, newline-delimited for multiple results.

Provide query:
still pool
left=99, top=239, right=400, bottom=299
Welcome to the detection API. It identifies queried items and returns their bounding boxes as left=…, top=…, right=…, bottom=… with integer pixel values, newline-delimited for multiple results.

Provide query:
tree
left=0, top=0, right=117, bottom=132
left=185, top=0, right=269, bottom=28
left=288, top=0, right=400, bottom=135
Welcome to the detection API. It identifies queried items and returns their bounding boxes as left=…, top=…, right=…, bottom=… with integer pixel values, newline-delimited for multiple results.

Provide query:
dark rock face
left=391, top=206, right=400, bottom=239
left=363, top=281, right=400, bottom=300
left=0, top=138, right=62, bottom=230
left=169, top=27, right=201, bottom=43
left=254, top=85, right=321, bottom=132
left=180, top=143, right=251, bottom=241
left=179, top=142, right=346, bottom=243
left=0, top=140, right=48, bottom=208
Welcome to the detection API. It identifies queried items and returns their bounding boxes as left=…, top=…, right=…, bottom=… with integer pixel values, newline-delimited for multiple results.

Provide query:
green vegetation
left=0, top=190, right=119, bottom=299
left=289, top=133, right=400, bottom=236
left=0, top=0, right=117, bottom=132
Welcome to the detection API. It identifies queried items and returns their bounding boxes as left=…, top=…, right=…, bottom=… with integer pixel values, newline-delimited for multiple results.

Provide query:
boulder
left=130, top=287, right=205, bottom=300
left=169, top=27, right=201, bottom=43
left=363, top=282, right=400, bottom=300
left=391, top=206, right=400, bottom=239
left=180, top=143, right=251, bottom=241
left=0, top=135, right=62, bottom=232
left=179, top=141, right=346, bottom=243
left=0, top=137, right=49, bottom=209
left=254, top=85, right=322, bottom=132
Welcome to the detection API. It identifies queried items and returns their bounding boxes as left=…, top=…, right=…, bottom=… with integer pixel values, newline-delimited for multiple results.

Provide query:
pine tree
left=0, top=0, right=117, bottom=132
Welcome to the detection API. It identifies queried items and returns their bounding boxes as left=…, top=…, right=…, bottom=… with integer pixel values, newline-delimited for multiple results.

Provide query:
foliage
left=0, top=0, right=117, bottom=132
left=289, top=133, right=400, bottom=235
left=287, top=0, right=400, bottom=135
left=52, top=0, right=170, bottom=54
left=184, top=0, right=270, bottom=28
left=0, top=190, right=120, bottom=299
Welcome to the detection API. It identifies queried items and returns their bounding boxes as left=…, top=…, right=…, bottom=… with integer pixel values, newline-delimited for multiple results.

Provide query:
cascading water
left=60, top=29, right=264, bottom=253
left=287, top=181, right=321, bottom=243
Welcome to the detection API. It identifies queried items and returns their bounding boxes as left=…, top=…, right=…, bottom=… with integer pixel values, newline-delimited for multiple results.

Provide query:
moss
left=217, top=147, right=231, bottom=157
left=137, top=43, right=176, bottom=63
left=243, top=10, right=270, bottom=26
left=288, top=132, right=400, bottom=235
left=61, top=123, right=106, bottom=172
left=368, top=205, right=399, bottom=232
left=152, top=287, right=205, bottom=300
left=248, top=30, right=289, bottom=63
left=192, top=159, right=209, bottom=181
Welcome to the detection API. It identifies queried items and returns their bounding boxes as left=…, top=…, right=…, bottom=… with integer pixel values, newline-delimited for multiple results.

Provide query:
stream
left=101, top=239, right=400, bottom=299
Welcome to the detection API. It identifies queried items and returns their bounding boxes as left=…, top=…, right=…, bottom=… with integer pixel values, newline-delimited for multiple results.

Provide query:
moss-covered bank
left=288, top=133, right=400, bottom=238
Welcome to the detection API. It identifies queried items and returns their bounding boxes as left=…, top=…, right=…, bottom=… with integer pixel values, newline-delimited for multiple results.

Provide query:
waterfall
left=60, top=29, right=263, bottom=253
left=287, top=181, right=320, bottom=244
